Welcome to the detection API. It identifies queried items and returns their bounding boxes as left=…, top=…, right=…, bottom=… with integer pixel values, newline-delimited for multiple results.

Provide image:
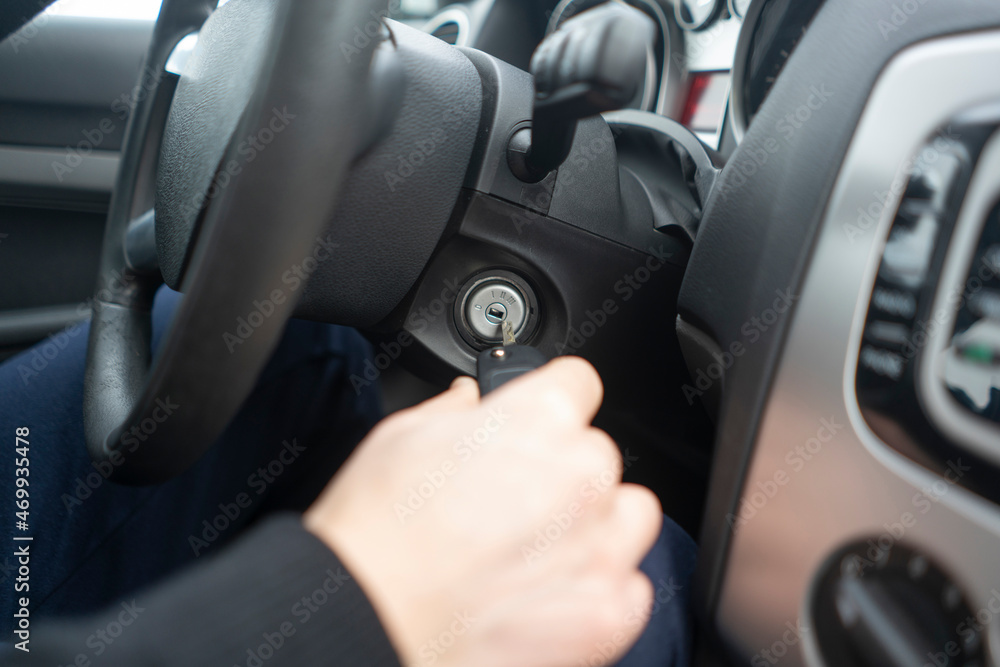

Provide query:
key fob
left=476, top=345, right=548, bottom=396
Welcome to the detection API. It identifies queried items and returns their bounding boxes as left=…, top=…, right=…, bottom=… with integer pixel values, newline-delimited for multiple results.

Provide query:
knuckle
left=553, top=356, right=602, bottom=392
left=577, top=429, right=622, bottom=475
left=594, top=582, right=633, bottom=631
left=535, top=387, right=580, bottom=423
left=622, top=484, right=661, bottom=519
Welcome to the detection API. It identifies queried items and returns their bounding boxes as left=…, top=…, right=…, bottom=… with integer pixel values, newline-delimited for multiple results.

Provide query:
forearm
left=4, top=515, right=400, bottom=667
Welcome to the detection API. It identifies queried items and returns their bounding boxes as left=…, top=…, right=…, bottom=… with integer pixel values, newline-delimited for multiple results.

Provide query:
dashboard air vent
left=431, top=20, right=461, bottom=44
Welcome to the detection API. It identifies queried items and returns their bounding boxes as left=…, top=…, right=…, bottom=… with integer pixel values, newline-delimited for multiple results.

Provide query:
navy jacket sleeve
left=4, top=515, right=402, bottom=666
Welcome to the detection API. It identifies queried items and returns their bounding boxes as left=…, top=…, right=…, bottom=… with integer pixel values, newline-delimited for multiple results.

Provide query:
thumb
left=413, top=375, right=480, bottom=414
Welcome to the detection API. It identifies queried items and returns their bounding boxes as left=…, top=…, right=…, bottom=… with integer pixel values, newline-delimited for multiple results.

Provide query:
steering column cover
left=296, top=21, right=482, bottom=326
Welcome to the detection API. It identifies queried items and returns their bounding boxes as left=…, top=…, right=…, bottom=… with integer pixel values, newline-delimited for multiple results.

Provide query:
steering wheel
left=84, top=0, right=401, bottom=483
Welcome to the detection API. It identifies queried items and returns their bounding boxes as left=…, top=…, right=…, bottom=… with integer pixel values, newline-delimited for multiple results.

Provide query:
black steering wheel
left=84, top=0, right=391, bottom=484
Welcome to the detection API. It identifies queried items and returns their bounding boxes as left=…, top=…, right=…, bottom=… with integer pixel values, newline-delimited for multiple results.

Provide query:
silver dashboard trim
left=674, top=0, right=723, bottom=32
left=627, top=0, right=679, bottom=116
left=684, top=15, right=741, bottom=72
left=0, top=145, right=118, bottom=193
left=715, top=30, right=1000, bottom=666
left=0, top=305, right=89, bottom=347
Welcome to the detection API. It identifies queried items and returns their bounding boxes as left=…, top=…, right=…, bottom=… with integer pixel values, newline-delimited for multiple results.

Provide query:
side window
left=42, top=0, right=244, bottom=20
left=45, top=0, right=165, bottom=20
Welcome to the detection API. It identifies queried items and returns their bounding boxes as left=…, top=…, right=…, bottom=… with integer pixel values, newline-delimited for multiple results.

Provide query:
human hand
left=304, top=357, right=661, bottom=667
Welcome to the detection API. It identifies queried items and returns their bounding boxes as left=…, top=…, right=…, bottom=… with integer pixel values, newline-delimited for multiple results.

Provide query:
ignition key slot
left=455, top=271, right=539, bottom=349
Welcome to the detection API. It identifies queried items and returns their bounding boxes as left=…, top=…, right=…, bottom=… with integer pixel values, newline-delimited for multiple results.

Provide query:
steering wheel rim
left=83, top=0, right=382, bottom=485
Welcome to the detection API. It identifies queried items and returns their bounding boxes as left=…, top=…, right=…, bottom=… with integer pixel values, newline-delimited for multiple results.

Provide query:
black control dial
left=812, top=541, right=984, bottom=667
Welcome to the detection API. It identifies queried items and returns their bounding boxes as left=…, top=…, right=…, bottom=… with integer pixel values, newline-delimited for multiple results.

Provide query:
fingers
left=607, top=484, right=663, bottom=568
left=575, top=427, right=622, bottom=474
left=488, top=356, right=604, bottom=425
left=565, top=482, right=662, bottom=576
left=590, top=552, right=657, bottom=662
left=619, top=571, right=655, bottom=644
left=558, top=428, right=624, bottom=520
left=406, top=357, right=604, bottom=431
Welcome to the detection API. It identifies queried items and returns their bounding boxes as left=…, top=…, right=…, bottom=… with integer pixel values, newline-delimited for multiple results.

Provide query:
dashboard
left=409, top=1, right=1000, bottom=664
left=414, top=0, right=826, bottom=156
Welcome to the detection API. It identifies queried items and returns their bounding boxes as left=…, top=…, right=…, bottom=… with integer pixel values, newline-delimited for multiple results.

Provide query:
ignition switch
left=465, top=281, right=527, bottom=340
left=456, top=272, right=538, bottom=347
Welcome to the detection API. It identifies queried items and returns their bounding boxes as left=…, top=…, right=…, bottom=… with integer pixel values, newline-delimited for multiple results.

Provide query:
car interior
left=2, top=0, right=1000, bottom=664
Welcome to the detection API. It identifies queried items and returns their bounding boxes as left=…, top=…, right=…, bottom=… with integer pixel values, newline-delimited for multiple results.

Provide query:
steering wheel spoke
left=85, top=0, right=385, bottom=483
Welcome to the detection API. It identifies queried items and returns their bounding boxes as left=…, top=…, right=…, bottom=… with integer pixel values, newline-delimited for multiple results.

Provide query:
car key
left=476, top=321, right=548, bottom=396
